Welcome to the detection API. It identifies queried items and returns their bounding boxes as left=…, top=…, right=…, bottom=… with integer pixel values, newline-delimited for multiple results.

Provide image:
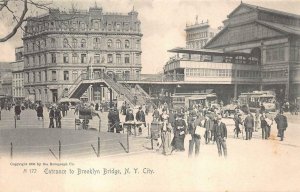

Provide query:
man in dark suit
left=244, top=112, right=254, bottom=140
left=274, top=110, right=288, bottom=141
left=213, top=115, right=227, bottom=157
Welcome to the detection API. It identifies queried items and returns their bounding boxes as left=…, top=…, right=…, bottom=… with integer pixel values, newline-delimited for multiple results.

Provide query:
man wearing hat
left=204, top=111, right=215, bottom=144
left=188, top=113, right=205, bottom=157
left=49, top=106, right=55, bottom=128
left=274, top=110, right=288, bottom=141
left=213, top=115, right=227, bottom=157
left=136, top=106, right=146, bottom=134
left=244, top=111, right=254, bottom=140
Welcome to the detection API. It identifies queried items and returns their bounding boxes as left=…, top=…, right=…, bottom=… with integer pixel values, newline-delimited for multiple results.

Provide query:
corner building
left=23, top=6, right=142, bottom=103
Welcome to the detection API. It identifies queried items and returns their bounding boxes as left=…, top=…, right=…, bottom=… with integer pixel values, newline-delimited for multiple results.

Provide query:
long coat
left=274, top=114, right=288, bottom=130
left=171, top=119, right=187, bottom=150
left=213, top=122, right=227, bottom=139
left=36, top=106, right=43, bottom=117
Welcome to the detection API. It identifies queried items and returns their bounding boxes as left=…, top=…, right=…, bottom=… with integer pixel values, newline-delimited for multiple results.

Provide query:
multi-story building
left=185, top=19, right=219, bottom=49
left=22, top=5, right=142, bottom=103
left=0, top=62, right=12, bottom=98
left=11, top=46, right=25, bottom=102
left=164, top=2, right=300, bottom=103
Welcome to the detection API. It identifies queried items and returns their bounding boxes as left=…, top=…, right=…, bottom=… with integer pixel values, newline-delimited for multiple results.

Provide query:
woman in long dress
left=160, top=110, right=172, bottom=155
left=171, top=113, right=187, bottom=152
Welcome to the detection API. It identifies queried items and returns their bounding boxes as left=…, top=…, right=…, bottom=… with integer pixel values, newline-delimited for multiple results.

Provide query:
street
left=0, top=109, right=299, bottom=191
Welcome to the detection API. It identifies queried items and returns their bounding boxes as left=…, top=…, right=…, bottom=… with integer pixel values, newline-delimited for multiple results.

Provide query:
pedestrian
left=108, top=107, right=120, bottom=133
left=54, top=107, right=62, bottom=128
left=64, top=103, right=69, bottom=116
left=260, top=112, right=268, bottom=139
left=265, top=112, right=273, bottom=139
left=188, top=114, right=204, bottom=157
left=274, top=110, right=288, bottom=141
left=233, top=113, right=243, bottom=138
left=36, top=103, right=43, bottom=120
left=213, top=115, right=227, bottom=157
left=125, top=109, right=134, bottom=134
left=171, top=113, right=187, bottom=152
left=95, top=103, right=99, bottom=111
left=49, top=106, right=55, bottom=128
left=61, top=104, right=66, bottom=117
left=204, top=111, right=215, bottom=144
left=136, top=106, right=146, bottom=134
left=160, top=110, right=172, bottom=155
left=255, top=109, right=260, bottom=132
left=244, top=112, right=254, bottom=140
left=14, top=102, right=21, bottom=120
left=152, top=107, right=160, bottom=122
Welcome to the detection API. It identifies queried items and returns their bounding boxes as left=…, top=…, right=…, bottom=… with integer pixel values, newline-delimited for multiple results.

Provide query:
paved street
left=0, top=108, right=299, bottom=191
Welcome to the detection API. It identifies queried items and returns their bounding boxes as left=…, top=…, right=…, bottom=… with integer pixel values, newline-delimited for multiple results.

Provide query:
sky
left=1, top=0, right=300, bottom=74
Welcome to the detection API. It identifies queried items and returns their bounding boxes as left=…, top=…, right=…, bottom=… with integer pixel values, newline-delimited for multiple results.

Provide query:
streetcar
left=171, top=93, right=218, bottom=109
left=238, top=91, right=276, bottom=112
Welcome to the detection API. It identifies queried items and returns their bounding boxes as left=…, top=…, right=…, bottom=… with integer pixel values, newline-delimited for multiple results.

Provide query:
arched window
left=116, top=40, right=121, bottom=49
left=125, top=40, right=130, bottom=48
left=72, top=38, right=77, bottom=48
left=107, top=39, right=112, bottom=48
left=72, top=53, right=78, bottom=63
left=63, top=38, right=68, bottom=48
left=80, top=39, right=86, bottom=48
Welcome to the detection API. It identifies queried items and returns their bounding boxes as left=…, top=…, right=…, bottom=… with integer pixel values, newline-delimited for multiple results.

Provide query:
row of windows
left=13, top=73, right=23, bottom=79
left=25, top=70, right=72, bottom=82
left=25, top=70, right=139, bottom=83
left=185, top=68, right=286, bottom=79
left=261, top=71, right=286, bottom=79
left=25, top=53, right=140, bottom=66
left=187, top=39, right=208, bottom=49
left=25, top=38, right=140, bottom=52
left=187, top=31, right=213, bottom=40
left=12, top=80, right=23, bottom=87
left=25, top=20, right=139, bottom=34
left=13, top=88, right=24, bottom=97
left=186, top=68, right=233, bottom=77
left=186, top=68, right=262, bottom=78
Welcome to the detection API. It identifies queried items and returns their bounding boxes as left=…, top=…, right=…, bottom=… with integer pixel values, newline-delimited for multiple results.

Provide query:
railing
left=102, top=74, right=137, bottom=106
left=66, top=73, right=88, bottom=99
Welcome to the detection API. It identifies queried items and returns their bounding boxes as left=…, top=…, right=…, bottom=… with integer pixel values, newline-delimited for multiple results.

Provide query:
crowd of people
left=110, top=99, right=291, bottom=158
left=0, top=97, right=291, bottom=158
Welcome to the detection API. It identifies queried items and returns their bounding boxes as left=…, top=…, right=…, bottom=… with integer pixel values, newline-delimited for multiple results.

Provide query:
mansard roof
left=228, top=2, right=300, bottom=19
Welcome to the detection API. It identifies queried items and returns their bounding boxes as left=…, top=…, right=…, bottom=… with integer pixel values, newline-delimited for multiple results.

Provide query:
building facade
left=205, top=2, right=300, bottom=102
left=164, top=3, right=300, bottom=103
left=11, top=47, right=25, bottom=101
left=23, top=5, right=142, bottom=103
left=185, top=19, right=219, bottom=49
left=0, top=62, right=12, bottom=98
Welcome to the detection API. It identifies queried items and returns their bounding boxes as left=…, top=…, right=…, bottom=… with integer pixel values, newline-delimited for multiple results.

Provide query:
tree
left=0, top=0, right=52, bottom=42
